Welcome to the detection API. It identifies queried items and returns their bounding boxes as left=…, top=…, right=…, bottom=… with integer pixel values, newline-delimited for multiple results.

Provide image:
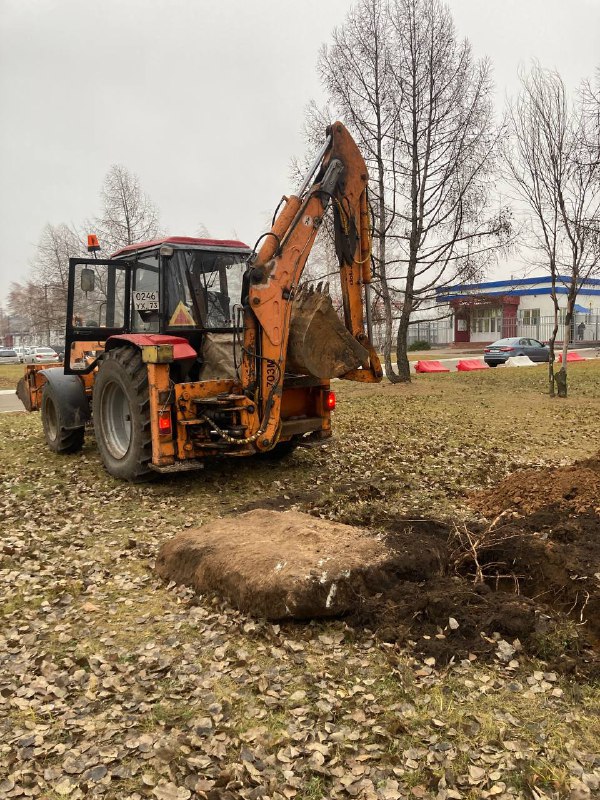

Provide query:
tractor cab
left=66, top=237, right=252, bottom=377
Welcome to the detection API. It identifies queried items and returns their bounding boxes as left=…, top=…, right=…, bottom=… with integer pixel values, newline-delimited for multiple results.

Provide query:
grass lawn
left=1, top=362, right=599, bottom=799
left=0, top=363, right=23, bottom=390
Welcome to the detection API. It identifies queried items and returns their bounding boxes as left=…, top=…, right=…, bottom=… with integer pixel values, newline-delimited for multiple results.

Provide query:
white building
left=431, top=274, right=600, bottom=345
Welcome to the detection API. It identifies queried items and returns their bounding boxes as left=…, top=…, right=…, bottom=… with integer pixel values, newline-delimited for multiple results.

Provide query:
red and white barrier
left=457, top=359, right=489, bottom=371
left=557, top=352, right=587, bottom=363
left=415, top=360, right=451, bottom=373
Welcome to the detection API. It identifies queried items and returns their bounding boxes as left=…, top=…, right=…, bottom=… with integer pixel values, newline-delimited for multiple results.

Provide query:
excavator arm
left=240, top=122, right=383, bottom=451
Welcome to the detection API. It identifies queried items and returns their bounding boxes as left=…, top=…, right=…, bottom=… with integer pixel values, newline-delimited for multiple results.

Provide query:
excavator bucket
left=286, top=283, right=370, bottom=379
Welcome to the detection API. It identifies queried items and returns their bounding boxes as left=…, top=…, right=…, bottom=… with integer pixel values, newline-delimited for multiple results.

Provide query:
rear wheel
left=41, top=384, right=85, bottom=454
left=92, top=347, right=153, bottom=481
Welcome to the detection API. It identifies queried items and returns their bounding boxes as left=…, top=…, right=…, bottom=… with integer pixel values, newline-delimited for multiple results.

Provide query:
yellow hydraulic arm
left=241, top=121, right=383, bottom=451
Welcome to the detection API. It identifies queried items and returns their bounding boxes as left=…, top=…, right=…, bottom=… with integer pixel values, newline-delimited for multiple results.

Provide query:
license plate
left=133, top=291, right=159, bottom=311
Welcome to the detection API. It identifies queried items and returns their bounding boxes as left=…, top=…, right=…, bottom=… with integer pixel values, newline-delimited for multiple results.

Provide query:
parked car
left=0, top=348, right=20, bottom=364
left=484, top=337, right=549, bottom=367
left=12, top=345, right=28, bottom=363
left=49, top=344, right=65, bottom=359
left=22, top=347, right=61, bottom=365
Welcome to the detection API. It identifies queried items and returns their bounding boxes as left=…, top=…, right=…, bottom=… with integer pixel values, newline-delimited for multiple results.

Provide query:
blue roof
left=438, top=286, right=600, bottom=302
left=436, top=274, right=600, bottom=295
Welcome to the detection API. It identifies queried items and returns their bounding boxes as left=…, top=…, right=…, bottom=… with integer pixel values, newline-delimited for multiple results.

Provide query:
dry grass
left=0, top=363, right=23, bottom=389
left=1, top=362, right=600, bottom=798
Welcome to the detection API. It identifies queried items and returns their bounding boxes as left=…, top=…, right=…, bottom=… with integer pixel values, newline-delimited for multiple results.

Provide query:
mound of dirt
left=157, top=510, right=399, bottom=619
left=158, top=461, right=600, bottom=675
left=473, top=455, right=600, bottom=517
left=349, top=511, right=599, bottom=674
left=466, top=455, right=600, bottom=649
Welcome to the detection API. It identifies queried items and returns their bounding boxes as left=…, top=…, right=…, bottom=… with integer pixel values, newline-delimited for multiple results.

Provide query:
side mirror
left=81, top=268, right=96, bottom=293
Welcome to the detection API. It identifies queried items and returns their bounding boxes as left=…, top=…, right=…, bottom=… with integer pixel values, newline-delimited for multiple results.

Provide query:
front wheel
left=41, top=383, right=85, bottom=454
left=92, top=347, right=153, bottom=481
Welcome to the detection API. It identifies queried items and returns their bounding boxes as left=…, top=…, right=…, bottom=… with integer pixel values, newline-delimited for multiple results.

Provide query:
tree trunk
left=558, top=295, right=576, bottom=399
left=547, top=302, right=559, bottom=397
left=395, top=306, right=412, bottom=381
left=380, top=277, right=400, bottom=382
left=375, top=132, right=399, bottom=383
left=555, top=367, right=567, bottom=398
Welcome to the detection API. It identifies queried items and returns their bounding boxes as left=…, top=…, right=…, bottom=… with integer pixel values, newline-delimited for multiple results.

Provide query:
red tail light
left=326, top=391, right=336, bottom=411
left=499, top=347, right=514, bottom=352
left=158, top=411, right=172, bottom=436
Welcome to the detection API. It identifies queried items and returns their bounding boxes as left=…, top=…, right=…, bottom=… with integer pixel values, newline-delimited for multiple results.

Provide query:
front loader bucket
left=286, top=283, right=369, bottom=379
left=16, top=376, right=33, bottom=411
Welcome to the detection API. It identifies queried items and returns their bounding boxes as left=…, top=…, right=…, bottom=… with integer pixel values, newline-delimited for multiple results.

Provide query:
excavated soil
left=474, top=454, right=600, bottom=517
left=159, top=458, right=600, bottom=675
left=351, top=458, right=600, bottom=675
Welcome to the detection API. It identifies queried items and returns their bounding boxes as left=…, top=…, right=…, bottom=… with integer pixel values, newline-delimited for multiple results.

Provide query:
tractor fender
left=105, top=334, right=197, bottom=360
left=39, top=368, right=90, bottom=429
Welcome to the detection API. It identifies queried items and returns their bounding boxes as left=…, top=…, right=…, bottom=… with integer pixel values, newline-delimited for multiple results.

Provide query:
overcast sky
left=1, top=0, right=599, bottom=306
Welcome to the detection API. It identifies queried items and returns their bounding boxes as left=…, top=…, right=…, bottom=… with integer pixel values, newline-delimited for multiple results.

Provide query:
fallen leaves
left=2, top=375, right=600, bottom=798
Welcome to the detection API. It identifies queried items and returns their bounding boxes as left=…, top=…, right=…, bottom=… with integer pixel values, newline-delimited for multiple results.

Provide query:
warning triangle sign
left=169, top=301, right=196, bottom=327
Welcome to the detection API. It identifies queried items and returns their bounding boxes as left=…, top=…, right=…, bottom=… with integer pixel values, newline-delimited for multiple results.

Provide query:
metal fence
left=507, top=315, right=600, bottom=344
left=406, top=314, right=600, bottom=346
left=406, top=319, right=454, bottom=346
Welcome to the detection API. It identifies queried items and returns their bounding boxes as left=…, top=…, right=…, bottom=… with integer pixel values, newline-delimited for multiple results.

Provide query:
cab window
left=166, top=249, right=246, bottom=330
left=132, top=254, right=160, bottom=333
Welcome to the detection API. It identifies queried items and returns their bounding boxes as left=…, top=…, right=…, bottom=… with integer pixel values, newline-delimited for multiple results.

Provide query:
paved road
left=0, top=390, right=24, bottom=413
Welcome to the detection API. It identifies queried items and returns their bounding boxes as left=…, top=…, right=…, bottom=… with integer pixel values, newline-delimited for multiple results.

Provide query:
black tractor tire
left=92, top=347, right=153, bottom=481
left=41, top=383, right=85, bottom=454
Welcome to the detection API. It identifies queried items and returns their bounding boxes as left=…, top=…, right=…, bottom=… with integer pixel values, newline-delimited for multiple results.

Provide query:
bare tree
left=315, top=0, right=507, bottom=382
left=0, top=305, right=11, bottom=346
left=388, top=0, right=509, bottom=381
left=8, top=224, right=85, bottom=342
left=505, top=64, right=600, bottom=397
left=317, top=0, right=402, bottom=381
left=8, top=280, right=50, bottom=342
left=10, top=167, right=161, bottom=342
left=93, top=164, right=161, bottom=253
left=196, top=222, right=212, bottom=238
left=35, top=223, right=85, bottom=336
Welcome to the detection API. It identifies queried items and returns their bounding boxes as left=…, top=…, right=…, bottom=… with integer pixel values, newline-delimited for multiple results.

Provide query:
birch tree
left=505, top=64, right=600, bottom=397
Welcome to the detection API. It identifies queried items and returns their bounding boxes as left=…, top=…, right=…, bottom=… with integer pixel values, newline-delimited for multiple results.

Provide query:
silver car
left=12, top=346, right=28, bottom=363
left=23, top=347, right=61, bottom=365
left=484, top=337, right=550, bottom=367
left=0, top=348, right=20, bottom=364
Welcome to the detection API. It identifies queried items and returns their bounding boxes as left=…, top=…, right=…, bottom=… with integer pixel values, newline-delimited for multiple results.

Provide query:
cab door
left=65, top=258, right=131, bottom=374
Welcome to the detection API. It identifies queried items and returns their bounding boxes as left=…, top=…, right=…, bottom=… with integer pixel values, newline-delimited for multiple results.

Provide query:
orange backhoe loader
left=18, top=122, right=382, bottom=480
